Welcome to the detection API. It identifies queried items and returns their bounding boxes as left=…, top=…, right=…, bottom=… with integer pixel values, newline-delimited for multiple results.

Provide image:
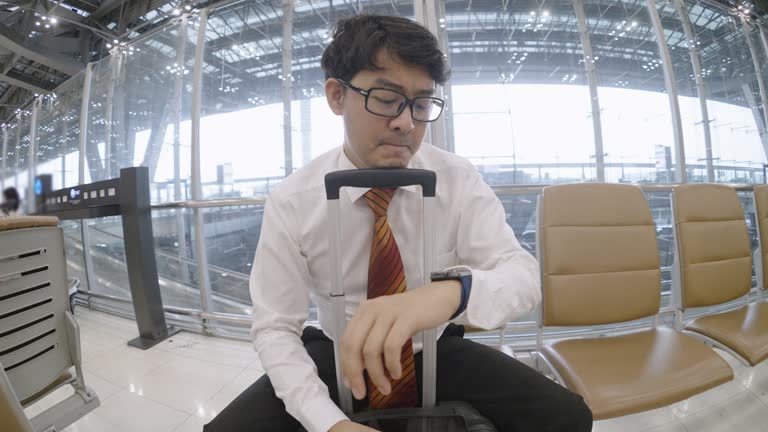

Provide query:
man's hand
left=340, top=280, right=461, bottom=400
left=328, top=420, right=380, bottom=432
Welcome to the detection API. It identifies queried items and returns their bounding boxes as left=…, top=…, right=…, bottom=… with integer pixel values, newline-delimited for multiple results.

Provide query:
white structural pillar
left=742, top=17, right=768, bottom=160
left=14, top=112, right=21, bottom=188
left=414, top=0, right=448, bottom=151
left=573, top=0, right=605, bottom=182
left=174, top=15, right=192, bottom=285
left=646, top=0, right=687, bottom=183
left=78, top=62, right=95, bottom=293
left=104, top=52, right=122, bottom=180
left=1, top=125, right=7, bottom=192
left=27, top=98, right=39, bottom=214
left=191, top=8, right=214, bottom=321
left=282, top=0, right=294, bottom=176
left=672, top=0, right=714, bottom=182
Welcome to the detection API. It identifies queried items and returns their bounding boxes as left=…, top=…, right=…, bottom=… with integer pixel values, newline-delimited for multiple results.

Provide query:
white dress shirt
left=249, top=144, right=540, bottom=432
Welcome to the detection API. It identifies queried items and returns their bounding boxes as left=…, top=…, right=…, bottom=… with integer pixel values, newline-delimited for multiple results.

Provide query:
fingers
left=383, top=322, right=410, bottom=380
left=341, top=308, right=374, bottom=400
left=340, top=298, right=416, bottom=401
left=362, top=316, right=394, bottom=396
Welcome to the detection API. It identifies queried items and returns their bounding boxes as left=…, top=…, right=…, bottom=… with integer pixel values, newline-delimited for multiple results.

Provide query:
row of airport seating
left=534, top=183, right=768, bottom=420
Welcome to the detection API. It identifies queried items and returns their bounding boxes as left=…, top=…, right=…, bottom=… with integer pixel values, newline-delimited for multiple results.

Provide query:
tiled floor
left=23, top=308, right=768, bottom=432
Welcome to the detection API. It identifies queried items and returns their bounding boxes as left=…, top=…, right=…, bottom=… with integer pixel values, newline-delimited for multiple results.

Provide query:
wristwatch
left=430, top=268, right=472, bottom=320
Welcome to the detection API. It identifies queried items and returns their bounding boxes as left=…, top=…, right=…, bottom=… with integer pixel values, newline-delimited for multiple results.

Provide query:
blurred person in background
left=1, top=186, right=21, bottom=217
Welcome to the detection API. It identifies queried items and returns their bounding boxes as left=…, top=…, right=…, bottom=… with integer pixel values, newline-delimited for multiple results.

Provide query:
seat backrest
left=753, top=185, right=768, bottom=291
left=0, top=217, right=73, bottom=402
left=539, top=183, right=661, bottom=326
left=672, top=184, right=751, bottom=308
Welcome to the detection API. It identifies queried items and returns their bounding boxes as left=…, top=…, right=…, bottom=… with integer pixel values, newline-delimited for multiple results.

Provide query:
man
left=205, top=14, right=592, bottom=432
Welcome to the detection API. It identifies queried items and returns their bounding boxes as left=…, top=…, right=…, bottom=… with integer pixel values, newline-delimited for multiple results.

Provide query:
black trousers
left=204, top=324, right=592, bottom=432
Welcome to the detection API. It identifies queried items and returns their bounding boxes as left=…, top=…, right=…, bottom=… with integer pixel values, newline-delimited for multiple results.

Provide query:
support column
left=191, top=8, right=214, bottom=323
left=673, top=0, right=714, bottom=182
left=2, top=125, right=7, bottom=191
left=646, top=0, right=687, bottom=183
left=104, top=52, right=122, bottom=180
left=14, top=112, right=21, bottom=188
left=61, top=121, right=67, bottom=188
left=174, top=16, right=191, bottom=285
left=301, top=97, right=312, bottom=166
left=79, top=63, right=95, bottom=292
left=282, top=0, right=294, bottom=176
left=414, top=0, right=448, bottom=151
left=574, top=0, right=605, bottom=182
left=27, top=98, right=38, bottom=214
left=743, top=18, right=768, bottom=160
left=743, top=82, right=768, bottom=151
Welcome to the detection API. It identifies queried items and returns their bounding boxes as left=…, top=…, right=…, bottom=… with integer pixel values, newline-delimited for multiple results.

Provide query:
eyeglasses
left=336, top=79, right=445, bottom=123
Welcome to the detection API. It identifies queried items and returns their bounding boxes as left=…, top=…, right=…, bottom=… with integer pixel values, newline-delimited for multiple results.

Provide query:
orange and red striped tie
left=362, top=187, right=418, bottom=409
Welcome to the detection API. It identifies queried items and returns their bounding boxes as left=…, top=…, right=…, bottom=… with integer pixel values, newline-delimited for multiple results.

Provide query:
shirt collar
left=337, top=145, right=424, bottom=203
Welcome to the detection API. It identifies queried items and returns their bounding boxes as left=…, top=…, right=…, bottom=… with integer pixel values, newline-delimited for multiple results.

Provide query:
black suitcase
left=301, top=168, right=498, bottom=432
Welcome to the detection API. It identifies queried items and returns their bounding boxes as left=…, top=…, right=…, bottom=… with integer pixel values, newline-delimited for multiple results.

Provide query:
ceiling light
left=50, top=17, right=57, bottom=24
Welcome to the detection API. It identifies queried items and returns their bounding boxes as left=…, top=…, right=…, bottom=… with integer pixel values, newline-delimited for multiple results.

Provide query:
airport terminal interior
left=3, top=0, right=768, bottom=431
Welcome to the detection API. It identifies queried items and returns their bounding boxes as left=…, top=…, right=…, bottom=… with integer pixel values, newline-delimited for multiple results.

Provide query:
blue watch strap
left=449, top=273, right=472, bottom=320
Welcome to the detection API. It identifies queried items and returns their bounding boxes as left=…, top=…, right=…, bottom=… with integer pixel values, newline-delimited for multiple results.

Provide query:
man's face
left=325, top=50, right=435, bottom=168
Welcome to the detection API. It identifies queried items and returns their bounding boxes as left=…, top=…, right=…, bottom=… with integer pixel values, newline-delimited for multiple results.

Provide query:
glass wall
left=34, top=72, right=85, bottom=190
left=687, top=0, right=766, bottom=183
left=3, top=0, right=768, bottom=334
left=446, top=0, right=595, bottom=184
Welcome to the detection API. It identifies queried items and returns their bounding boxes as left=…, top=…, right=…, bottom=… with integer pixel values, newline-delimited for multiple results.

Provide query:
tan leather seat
left=539, top=183, right=733, bottom=420
left=673, top=184, right=768, bottom=366
left=753, top=185, right=768, bottom=293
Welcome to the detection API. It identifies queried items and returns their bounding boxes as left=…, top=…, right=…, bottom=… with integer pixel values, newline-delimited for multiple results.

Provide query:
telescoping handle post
left=324, top=168, right=438, bottom=413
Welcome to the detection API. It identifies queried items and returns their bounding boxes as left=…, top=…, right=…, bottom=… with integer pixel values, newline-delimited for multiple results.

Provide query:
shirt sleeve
left=449, top=170, right=541, bottom=330
left=250, top=195, right=347, bottom=432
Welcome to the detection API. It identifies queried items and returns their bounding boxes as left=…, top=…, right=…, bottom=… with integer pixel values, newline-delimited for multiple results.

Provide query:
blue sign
left=70, top=189, right=80, bottom=200
left=34, top=178, right=42, bottom=196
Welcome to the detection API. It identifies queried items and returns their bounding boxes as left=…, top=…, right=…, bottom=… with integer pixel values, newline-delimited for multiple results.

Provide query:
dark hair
left=2, top=186, right=19, bottom=214
left=321, top=15, right=450, bottom=85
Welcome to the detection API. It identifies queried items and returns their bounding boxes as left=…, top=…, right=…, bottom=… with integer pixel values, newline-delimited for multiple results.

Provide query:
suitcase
left=311, top=168, right=498, bottom=432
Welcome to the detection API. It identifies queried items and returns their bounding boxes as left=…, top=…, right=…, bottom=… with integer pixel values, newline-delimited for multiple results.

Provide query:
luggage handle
left=325, top=168, right=438, bottom=414
left=325, top=169, right=437, bottom=200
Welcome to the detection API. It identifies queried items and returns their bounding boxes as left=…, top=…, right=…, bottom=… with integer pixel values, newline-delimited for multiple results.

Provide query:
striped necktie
left=362, top=187, right=418, bottom=409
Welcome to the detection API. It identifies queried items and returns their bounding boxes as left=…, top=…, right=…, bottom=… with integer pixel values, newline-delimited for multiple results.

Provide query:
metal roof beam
left=0, top=70, right=50, bottom=93
left=0, top=22, right=83, bottom=75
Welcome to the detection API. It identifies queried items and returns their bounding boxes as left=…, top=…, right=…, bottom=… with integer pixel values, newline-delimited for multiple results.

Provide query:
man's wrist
left=430, top=279, right=462, bottom=320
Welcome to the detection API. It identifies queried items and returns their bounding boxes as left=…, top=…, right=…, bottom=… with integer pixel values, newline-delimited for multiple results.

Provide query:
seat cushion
left=685, top=302, right=768, bottom=366
left=541, top=327, right=733, bottom=420
left=0, top=216, right=59, bottom=232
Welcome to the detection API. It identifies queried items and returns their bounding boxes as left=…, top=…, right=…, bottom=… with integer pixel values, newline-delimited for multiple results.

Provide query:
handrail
left=151, top=197, right=267, bottom=209
left=150, top=182, right=763, bottom=208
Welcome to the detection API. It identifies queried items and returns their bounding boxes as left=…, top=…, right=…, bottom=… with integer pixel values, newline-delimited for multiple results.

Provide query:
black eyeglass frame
left=336, top=78, right=445, bottom=123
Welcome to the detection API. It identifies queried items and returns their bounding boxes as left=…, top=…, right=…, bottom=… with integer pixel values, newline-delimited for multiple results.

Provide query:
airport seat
left=537, top=183, right=733, bottom=420
left=672, top=184, right=768, bottom=366
left=752, top=185, right=768, bottom=301
left=0, top=216, right=99, bottom=431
